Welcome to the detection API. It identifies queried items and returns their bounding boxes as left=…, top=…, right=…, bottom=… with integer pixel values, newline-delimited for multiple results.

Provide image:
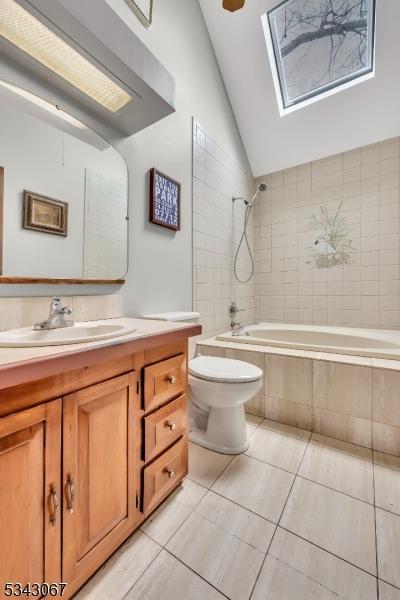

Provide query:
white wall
left=105, top=0, right=251, bottom=317
left=0, top=0, right=250, bottom=306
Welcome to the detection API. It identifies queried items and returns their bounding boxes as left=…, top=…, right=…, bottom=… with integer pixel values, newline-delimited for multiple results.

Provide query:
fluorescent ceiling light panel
left=0, top=80, right=87, bottom=128
left=0, top=0, right=132, bottom=112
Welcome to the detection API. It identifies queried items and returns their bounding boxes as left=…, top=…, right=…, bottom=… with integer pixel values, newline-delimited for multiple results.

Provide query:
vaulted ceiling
left=199, top=0, right=400, bottom=176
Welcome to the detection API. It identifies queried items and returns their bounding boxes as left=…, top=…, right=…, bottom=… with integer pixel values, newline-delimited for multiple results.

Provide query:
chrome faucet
left=34, top=297, right=74, bottom=330
left=229, top=301, right=245, bottom=328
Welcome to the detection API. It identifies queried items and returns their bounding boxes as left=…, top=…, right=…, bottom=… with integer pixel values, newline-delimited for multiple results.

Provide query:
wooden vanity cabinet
left=0, top=334, right=194, bottom=599
left=62, top=372, right=140, bottom=588
left=0, top=400, right=62, bottom=600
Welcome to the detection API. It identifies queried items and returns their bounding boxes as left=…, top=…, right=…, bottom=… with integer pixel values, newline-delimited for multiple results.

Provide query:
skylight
left=262, top=0, right=376, bottom=114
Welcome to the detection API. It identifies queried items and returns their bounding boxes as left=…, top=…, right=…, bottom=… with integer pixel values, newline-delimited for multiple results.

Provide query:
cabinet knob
left=165, top=467, right=175, bottom=479
left=168, top=375, right=176, bottom=384
left=166, top=421, right=176, bottom=431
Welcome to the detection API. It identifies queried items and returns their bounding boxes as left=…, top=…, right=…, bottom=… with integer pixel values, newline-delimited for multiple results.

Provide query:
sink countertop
left=0, top=317, right=201, bottom=391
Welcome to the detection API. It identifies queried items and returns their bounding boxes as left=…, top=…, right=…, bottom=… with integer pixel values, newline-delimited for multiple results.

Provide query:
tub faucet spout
left=232, top=324, right=249, bottom=337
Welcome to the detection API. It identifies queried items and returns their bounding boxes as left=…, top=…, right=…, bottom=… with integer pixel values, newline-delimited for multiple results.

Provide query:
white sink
left=0, top=320, right=138, bottom=347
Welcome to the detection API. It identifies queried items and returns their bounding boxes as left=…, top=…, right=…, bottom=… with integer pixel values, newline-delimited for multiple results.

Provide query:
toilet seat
left=189, top=356, right=262, bottom=384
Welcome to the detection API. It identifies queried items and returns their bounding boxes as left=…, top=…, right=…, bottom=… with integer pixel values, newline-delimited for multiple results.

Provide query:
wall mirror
left=0, top=80, right=128, bottom=284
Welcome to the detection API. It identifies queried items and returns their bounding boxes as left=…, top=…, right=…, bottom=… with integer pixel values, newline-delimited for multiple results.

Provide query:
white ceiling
left=199, top=0, right=400, bottom=176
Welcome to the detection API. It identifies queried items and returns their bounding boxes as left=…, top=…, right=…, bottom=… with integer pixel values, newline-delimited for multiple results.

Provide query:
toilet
left=188, top=355, right=263, bottom=454
left=142, top=311, right=263, bottom=454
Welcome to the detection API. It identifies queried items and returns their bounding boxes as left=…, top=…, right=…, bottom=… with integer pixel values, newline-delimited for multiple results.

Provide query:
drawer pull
left=66, top=475, right=75, bottom=514
left=49, top=484, right=59, bottom=526
left=165, top=467, right=175, bottom=479
left=166, top=421, right=177, bottom=431
left=167, top=375, right=176, bottom=384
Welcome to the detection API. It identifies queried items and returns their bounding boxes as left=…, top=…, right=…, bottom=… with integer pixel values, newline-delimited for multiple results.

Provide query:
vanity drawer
left=144, top=395, right=187, bottom=462
left=144, top=353, right=186, bottom=411
left=142, top=436, right=188, bottom=514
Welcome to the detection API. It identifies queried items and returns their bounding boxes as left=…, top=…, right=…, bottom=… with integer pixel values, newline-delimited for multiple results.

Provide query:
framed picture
left=23, top=191, right=68, bottom=237
left=124, top=0, right=153, bottom=28
left=149, top=168, right=181, bottom=232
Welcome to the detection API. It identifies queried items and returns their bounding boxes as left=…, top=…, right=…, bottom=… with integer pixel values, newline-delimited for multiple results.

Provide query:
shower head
left=248, top=182, right=267, bottom=206
left=232, top=183, right=267, bottom=207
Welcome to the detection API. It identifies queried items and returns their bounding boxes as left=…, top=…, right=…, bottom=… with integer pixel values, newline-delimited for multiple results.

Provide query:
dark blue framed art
left=149, top=168, right=181, bottom=231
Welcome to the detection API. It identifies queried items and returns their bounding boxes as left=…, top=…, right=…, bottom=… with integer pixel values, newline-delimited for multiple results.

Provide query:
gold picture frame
left=124, top=0, right=153, bottom=28
left=23, top=191, right=68, bottom=237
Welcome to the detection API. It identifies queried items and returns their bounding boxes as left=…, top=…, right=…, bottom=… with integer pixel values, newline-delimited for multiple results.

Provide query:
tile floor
left=77, top=415, right=400, bottom=600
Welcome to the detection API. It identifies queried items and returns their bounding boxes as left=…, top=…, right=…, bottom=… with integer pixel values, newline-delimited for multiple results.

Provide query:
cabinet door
left=62, top=372, right=139, bottom=586
left=0, top=401, right=61, bottom=598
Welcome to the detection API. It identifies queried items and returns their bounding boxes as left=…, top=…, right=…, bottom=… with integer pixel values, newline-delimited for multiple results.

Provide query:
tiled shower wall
left=192, top=121, right=255, bottom=337
left=255, top=137, right=400, bottom=329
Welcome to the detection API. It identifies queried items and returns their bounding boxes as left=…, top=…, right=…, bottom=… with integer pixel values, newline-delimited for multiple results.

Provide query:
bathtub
left=216, top=323, right=400, bottom=360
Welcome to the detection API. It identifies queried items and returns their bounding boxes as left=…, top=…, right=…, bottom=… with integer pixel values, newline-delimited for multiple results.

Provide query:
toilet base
left=189, top=404, right=249, bottom=455
left=189, top=428, right=249, bottom=454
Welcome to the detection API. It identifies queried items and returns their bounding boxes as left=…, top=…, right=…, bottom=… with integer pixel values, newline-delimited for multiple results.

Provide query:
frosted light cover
left=0, top=0, right=132, bottom=112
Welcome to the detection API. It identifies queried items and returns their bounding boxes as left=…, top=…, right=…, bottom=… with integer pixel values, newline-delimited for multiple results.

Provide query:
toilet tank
left=142, top=311, right=200, bottom=357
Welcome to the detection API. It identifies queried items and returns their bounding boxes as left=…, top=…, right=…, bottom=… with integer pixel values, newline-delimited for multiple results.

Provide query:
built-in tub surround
left=254, top=137, right=400, bottom=329
left=197, top=336, right=400, bottom=458
left=217, top=323, right=400, bottom=360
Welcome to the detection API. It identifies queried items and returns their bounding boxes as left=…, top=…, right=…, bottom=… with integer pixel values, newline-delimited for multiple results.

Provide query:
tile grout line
left=372, top=453, right=380, bottom=600
left=248, top=428, right=312, bottom=599
left=189, top=446, right=400, bottom=593
left=120, top=537, right=164, bottom=600
left=163, top=548, right=232, bottom=600
left=371, top=371, right=380, bottom=600
left=141, top=480, right=209, bottom=548
left=123, top=478, right=213, bottom=599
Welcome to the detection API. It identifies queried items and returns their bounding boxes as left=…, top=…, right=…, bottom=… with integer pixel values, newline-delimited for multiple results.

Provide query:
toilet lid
left=189, top=356, right=263, bottom=383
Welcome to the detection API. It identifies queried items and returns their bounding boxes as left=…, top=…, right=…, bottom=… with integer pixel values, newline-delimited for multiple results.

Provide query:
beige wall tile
left=72, top=295, right=123, bottom=321
left=313, top=361, right=372, bottom=419
left=373, top=369, right=400, bottom=426
left=265, top=396, right=313, bottom=431
left=195, top=344, right=226, bottom=358
left=267, top=355, right=312, bottom=405
left=0, top=295, right=123, bottom=331
left=0, top=298, right=23, bottom=331
left=373, top=422, right=400, bottom=456
left=314, top=407, right=372, bottom=448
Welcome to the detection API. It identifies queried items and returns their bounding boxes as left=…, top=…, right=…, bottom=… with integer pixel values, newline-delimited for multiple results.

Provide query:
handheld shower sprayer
left=233, top=183, right=267, bottom=283
left=247, top=183, right=267, bottom=207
